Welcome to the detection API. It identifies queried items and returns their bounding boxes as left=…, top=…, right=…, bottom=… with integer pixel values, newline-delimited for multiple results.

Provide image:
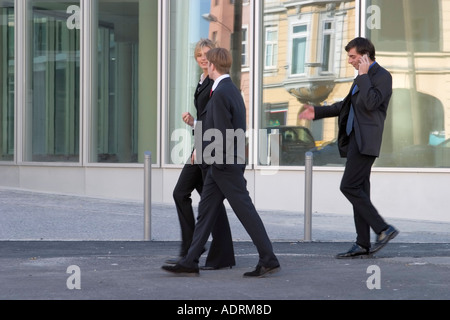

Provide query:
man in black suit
left=162, top=48, right=280, bottom=277
left=169, top=39, right=235, bottom=270
left=299, top=37, right=399, bottom=258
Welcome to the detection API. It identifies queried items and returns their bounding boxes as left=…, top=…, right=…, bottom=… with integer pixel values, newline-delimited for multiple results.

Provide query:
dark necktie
left=346, top=85, right=358, bottom=135
left=210, top=89, right=213, bottom=97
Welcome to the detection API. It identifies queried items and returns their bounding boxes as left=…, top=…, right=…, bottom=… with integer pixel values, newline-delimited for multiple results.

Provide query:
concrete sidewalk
left=1, top=187, right=449, bottom=243
left=0, top=188, right=449, bottom=301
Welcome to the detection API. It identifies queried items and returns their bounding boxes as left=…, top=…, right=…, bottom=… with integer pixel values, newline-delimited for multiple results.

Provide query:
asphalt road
left=1, top=241, right=449, bottom=301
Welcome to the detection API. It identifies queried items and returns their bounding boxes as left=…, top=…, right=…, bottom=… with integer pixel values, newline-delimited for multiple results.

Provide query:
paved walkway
left=0, top=188, right=449, bottom=301
left=1, top=188, right=449, bottom=243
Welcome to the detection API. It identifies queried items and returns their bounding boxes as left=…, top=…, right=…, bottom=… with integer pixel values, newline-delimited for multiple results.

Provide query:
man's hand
left=298, top=105, right=315, bottom=120
left=182, top=112, right=195, bottom=127
left=358, top=54, right=371, bottom=75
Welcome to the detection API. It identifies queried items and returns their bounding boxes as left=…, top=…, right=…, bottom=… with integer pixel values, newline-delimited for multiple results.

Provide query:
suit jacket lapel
left=196, top=77, right=211, bottom=97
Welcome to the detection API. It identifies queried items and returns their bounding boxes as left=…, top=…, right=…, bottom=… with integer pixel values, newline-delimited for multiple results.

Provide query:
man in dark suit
left=162, top=48, right=280, bottom=277
left=299, top=37, right=399, bottom=258
left=169, top=39, right=235, bottom=270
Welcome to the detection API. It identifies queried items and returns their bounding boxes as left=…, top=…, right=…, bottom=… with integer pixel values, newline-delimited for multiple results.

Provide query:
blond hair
left=194, top=38, right=216, bottom=59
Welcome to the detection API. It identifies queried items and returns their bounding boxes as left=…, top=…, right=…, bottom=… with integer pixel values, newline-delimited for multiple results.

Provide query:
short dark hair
left=345, top=37, right=376, bottom=61
left=206, top=48, right=232, bottom=74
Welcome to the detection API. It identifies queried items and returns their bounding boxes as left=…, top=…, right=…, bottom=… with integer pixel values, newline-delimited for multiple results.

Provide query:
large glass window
left=264, top=26, right=278, bottom=70
left=366, top=0, right=450, bottom=168
left=91, top=0, right=158, bottom=164
left=94, top=2, right=138, bottom=163
left=291, top=24, right=308, bottom=75
left=167, top=0, right=250, bottom=165
left=0, top=3, right=14, bottom=161
left=260, top=0, right=450, bottom=169
left=260, top=0, right=355, bottom=166
left=321, top=21, right=334, bottom=73
left=241, top=26, right=248, bottom=67
left=23, top=0, right=158, bottom=164
left=25, top=0, right=80, bottom=162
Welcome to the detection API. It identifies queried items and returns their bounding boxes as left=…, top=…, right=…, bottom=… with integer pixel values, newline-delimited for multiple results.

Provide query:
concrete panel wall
left=0, top=165, right=449, bottom=222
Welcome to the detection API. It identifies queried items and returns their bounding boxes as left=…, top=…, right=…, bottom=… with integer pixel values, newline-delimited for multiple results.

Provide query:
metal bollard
left=144, top=151, right=152, bottom=241
left=304, top=152, right=313, bottom=241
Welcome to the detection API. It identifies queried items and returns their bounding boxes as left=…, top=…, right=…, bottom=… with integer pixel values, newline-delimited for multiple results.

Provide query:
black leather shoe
left=336, top=243, right=371, bottom=259
left=243, top=265, right=280, bottom=278
left=371, top=225, right=399, bottom=254
left=161, top=264, right=199, bottom=276
left=200, top=265, right=233, bottom=270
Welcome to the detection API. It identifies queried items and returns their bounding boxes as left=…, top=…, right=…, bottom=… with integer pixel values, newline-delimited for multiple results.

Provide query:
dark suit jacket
left=314, top=63, right=392, bottom=157
left=189, top=76, right=214, bottom=156
left=194, top=76, right=214, bottom=118
left=198, top=77, right=246, bottom=169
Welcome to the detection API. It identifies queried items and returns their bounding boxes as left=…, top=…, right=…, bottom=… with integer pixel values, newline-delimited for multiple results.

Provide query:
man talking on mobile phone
left=299, top=37, right=399, bottom=259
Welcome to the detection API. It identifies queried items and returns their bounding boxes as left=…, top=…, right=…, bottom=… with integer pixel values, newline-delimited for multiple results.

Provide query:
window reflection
left=26, top=1, right=80, bottom=162
left=260, top=0, right=356, bottom=166
left=368, top=0, right=450, bottom=168
left=260, top=0, right=450, bottom=168
left=92, top=0, right=158, bottom=164
left=204, top=0, right=249, bottom=115
left=167, top=0, right=250, bottom=165
left=0, top=4, right=14, bottom=161
left=95, top=0, right=139, bottom=163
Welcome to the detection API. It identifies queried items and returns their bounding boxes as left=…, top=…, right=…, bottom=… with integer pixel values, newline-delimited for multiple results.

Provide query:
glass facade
left=166, top=0, right=250, bottom=165
left=259, top=0, right=450, bottom=168
left=367, top=0, right=450, bottom=168
left=13, top=0, right=158, bottom=165
left=0, top=0, right=449, bottom=169
left=25, top=0, right=81, bottom=162
left=0, top=2, right=14, bottom=161
left=94, top=0, right=142, bottom=163
left=260, top=0, right=357, bottom=166
left=91, top=0, right=158, bottom=165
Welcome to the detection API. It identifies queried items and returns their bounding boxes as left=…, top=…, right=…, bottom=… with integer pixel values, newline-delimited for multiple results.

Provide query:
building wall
left=1, top=165, right=449, bottom=223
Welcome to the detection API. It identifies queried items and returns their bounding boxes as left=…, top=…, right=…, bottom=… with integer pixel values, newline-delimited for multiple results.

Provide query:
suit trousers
left=179, top=165, right=279, bottom=269
left=173, top=162, right=203, bottom=257
left=340, top=132, right=388, bottom=248
left=173, top=162, right=235, bottom=267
